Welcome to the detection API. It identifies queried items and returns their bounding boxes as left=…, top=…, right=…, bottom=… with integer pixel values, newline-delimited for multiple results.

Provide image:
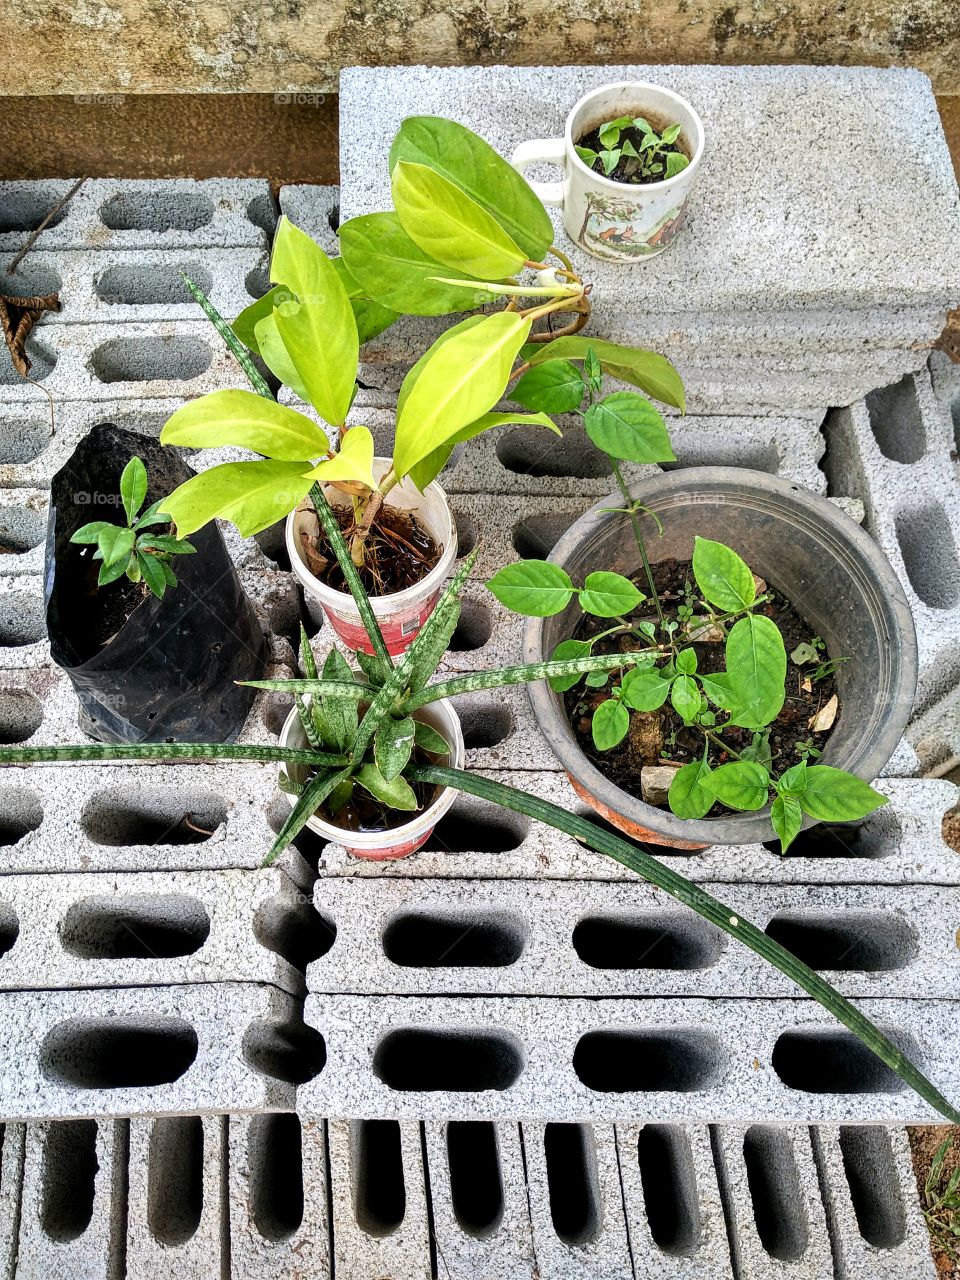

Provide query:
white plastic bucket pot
left=511, top=81, right=705, bottom=263
left=279, top=695, right=464, bottom=860
left=286, top=459, right=457, bottom=656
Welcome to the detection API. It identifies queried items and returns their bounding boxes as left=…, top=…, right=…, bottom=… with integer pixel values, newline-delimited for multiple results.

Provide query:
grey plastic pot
left=523, top=467, right=918, bottom=849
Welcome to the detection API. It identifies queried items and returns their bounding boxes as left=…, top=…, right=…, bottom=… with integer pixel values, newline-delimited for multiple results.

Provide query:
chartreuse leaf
left=795, top=766, right=888, bottom=822
left=374, top=716, right=416, bottom=782
left=772, top=793, right=804, bottom=852
left=339, top=213, right=496, bottom=316
left=330, top=256, right=399, bottom=343
left=304, top=425, right=378, bottom=492
left=523, top=337, right=685, bottom=411
left=389, top=116, right=553, bottom=261
left=584, top=392, right=675, bottom=463
left=159, top=460, right=315, bottom=539
left=725, top=614, right=786, bottom=730
left=668, top=754, right=715, bottom=819
left=119, top=456, right=148, bottom=525
left=621, top=666, right=671, bottom=711
left=232, top=285, right=295, bottom=354
left=579, top=572, right=644, bottom=618
left=703, top=761, right=771, bottom=811
left=408, top=409, right=558, bottom=493
left=511, top=361, right=585, bottom=414
left=692, top=536, right=756, bottom=613
left=488, top=560, right=574, bottom=616
left=548, top=639, right=592, bottom=692
left=392, top=160, right=528, bottom=279
left=592, top=698, right=629, bottom=750
left=161, top=389, right=330, bottom=460
left=254, top=311, right=313, bottom=403
left=394, top=312, right=532, bottom=480
left=355, top=762, right=419, bottom=811
left=269, top=217, right=358, bottom=427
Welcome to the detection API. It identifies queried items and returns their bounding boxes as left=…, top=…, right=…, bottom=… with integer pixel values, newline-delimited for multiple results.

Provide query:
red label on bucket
left=323, top=589, right=443, bottom=656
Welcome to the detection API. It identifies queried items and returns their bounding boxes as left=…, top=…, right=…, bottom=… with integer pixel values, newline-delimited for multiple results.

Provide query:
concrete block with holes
left=15, top=1117, right=124, bottom=1280
left=0, top=982, right=305, bottom=1119
left=279, top=183, right=341, bottom=256
left=303, top=878, right=960, bottom=1000
left=0, top=1122, right=24, bottom=1280
left=424, top=1119, right=537, bottom=1278
left=811, top=1125, right=936, bottom=1279
left=228, top=1113, right=332, bottom=1280
left=711, top=1124, right=834, bottom=1279
left=0, top=573, right=47, bottom=669
left=125, top=1114, right=225, bottom=1279
left=522, top=1121, right=634, bottom=1280
left=618, top=1123, right=733, bottom=1277
left=327, top=1117, right=433, bottom=1279
left=0, top=177, right=276, bottom=253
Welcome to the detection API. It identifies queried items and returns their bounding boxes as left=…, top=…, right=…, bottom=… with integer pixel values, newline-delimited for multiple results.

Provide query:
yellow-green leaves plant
left=159, top=458, right=320, bottom=539
left=162, top=389, right=331, bottom=460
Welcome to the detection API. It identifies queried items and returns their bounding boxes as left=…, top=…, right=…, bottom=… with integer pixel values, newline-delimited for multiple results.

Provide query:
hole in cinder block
left=743, top=1126, right=809, bottom=1261
left=1, top=263, right=62, bottom=298
left=0, top=505, right=44, bottom=554
left=895, top=500, right=960, bottom=609
left=457, top=696, right=514, bottom=750
left=245, top=263, right=272, bottom=299
left=382, top=911, right=525, bottom=968
left=838, top=1126, right=907, bottom=1248
left=573, top=912, right=724, bottom=970
left=764, top=911, right=916, bottom=972
left=0, top=688, right=43, bottom=742
left=763, top=809, right=899, bottom=859
left=772, top=1029, right=915, bottom=1094
left=662, top=439, right=780, bottom=475
left=89, top=336, right=212, bottom=384
left=247, top=193, right=280, bottom=238
left=544, top=1123, right=600, bottom=1245
left=248, top=1113, right=304, bottom=1241
left=943, top=804, right=960, bottom=853
left=41, top=1119, right=99, bottom=1243
left=637, top=1125, right=702, bottom=1256
left=0, top=336, right=55, bottom=384
left=41, top=1016, right=198, bottom=1087
left=59, top=894, right=210, bottom=960
left=447, top=1121, right=504, bottom=1238
left=373, top=1029, right=523, bottom=1092
left=147, top=1116, right=203, bottom=1246
left=0, top=786, right=43, bottom=845
left=573, top=1029, right=721, bottom=1093
left=351, top=1120, right=405, bottom=1237
left=421, top=799, right=527, bottom=854
left=94, top=263, right=212, bottom=306
left=497, top=429, right=613, bottom=479
left=0, top=591, right=45, bottom=646
left=574, top=807, right=699, bottom=858
left=866, top=376, right=926, bottom=464
left=81, top=786, right=226, bottom=846
left=253, top=518, right=291, bottom=571
left=0, top=187, right=70, bottom=233
left=254, top=895, right=336, bottom=972
left=448, top=599, right=493, bottom=651
left=511, top=512, right=578, bottom=560
left=452, top=509, right=478, bottom=558
left=242, top=1018, right=326, bottom=1085
left=0, top=412, right=50, bottom=464
left=99, top=190, right=214, bottom=232
left=0, top=901, right=18, bottom=956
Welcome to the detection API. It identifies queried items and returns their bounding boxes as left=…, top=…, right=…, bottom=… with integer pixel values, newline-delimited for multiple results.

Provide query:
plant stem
left=0, top=742, right=346, bottom=766
left=610, top=459, right=665, bottom=629
left=704, top=729, right=746, bottom=762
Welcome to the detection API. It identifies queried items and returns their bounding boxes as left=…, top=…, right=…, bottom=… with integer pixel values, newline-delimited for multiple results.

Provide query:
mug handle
left=511, top=138, right=566, bottom=207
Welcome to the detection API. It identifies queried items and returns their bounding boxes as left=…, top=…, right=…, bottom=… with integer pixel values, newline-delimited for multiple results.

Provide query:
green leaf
left=698, top=671, right=738, bottom=711
left=264, top=766, right=352, bottom=866
left=512, top=360, right=585, bottom=413
left=181, top=273, right=275, bottom=401
left=392, top=160, right=527, bottom=279
left=134, top=551, right=167, bottom=598
left=703, top=761, right=771, bottom=811
left=136, top=534, right=196, bottom=555
left=574, top=145, right=598, bottom=165
left=313, top=650, right=359, bottom=753
left=339, top=213, right=495, bottom=316
left=676, top=648, right=697, bottom=675
left=579, top=571, right=644, bottom=618
left=71, top=521, right=119, bottom=545
left=330, top=256, right=399, bottom=343
left=660, top=123, right=683, bottom=145
left=725, top=614, right=787, bottom=730
left=161, top=389, right=330, bottom=461
left=158, top=460, right=315, bottom=538
left=776, top=760, right=808, bottom=798
left=374, top=715, right=416, bottom=782
left=584, top=347, right=603, bottom=395
left=119, top=456, right=148, bottom=525
left=304, top=425, right=378, bottom=492
left=388, top=115, right=553, bottom=261
left=584, top=391, right=675, bottom=464
left=253, top=310, right=313, bottom=404
left=664, top=151, right=690, bottom=179
left=548, top=638, right=592, bottom=691
left=692, top=536, right=757, bottom=613
left=299, top=624, right=318, bottom=680
left=270, top=217, right=358, bottom=427
left=592, top=698, right=629, bottom=750
left=355, top=762, right=419, bottom=811
left=97, top=554, right=129, bottom=587
left=524, top=337, right=685, bottom=411
left=355, top=648, right=390, bottom=687
left=670, top=674, right=701, bottom=722
left=620, top=666, right=671, bottom=711
left=98, top=525, right=135, bottom=569
left=408, top=409, right=558, bottom=494
left=394, top=311, right=532, bottom=480
left=668, top=756, right=715, bottom=819
left=797, top=767, right=889, bottom=822
left=585, top=669, right=609, bottom=688
left=598, top=149, right=619, bottom=176
left=414, top=720, right=451, bottom=755
left=772, top=793, right=804, bottom=852
left=488, top=560, right=574, bottom=616
left=231, top=285, right=295, bottom=354
left=134, top=500, right=171, bottom=530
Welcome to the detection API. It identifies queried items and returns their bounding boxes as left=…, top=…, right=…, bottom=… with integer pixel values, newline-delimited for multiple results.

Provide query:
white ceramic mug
left=511, top=81, right=705, bottom=264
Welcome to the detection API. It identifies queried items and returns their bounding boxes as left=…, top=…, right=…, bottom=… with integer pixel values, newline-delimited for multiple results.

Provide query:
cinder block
left=0, top=982, right=302, bottom=1119
left=0, top=1122, right=23, bottom=1280
left=617, top=1123, right=732, bottom=1278
left=0, top=177, right=276, bottom=253
left=907, top=684, right=960, bottom=776
left=0, top=489, right=46, bottom=576
left=522, top=1121, right=633, bottom=1279
left=0, top=574, right=47, bottom=670
left=279, top=184, right=341, bottom=255
left=811, top=1125, right=936, bottom=1279
left=15, top=1117, right=124, bottom=1280
left=304, top=878, right=959, bottom=1000
left=228, top=1112, right=332, bottom=1280
left=299, top=993, right=960, bottom=1124
left=424, top=1119, right=537, bottom=1278
left=125, top=1113, right=225, bottom=1279
left=327, top=1117, right=432, bottom=1279
left=711, top=1124, right=833, bottom=1278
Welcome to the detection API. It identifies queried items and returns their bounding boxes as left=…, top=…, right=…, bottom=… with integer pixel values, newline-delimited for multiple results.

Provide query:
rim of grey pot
left=523, top=466, right=919, bottom=847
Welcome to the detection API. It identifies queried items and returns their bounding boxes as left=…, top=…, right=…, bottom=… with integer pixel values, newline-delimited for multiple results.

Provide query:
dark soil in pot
left=294, top=501, right=440, bottom=595
left=307, top=744, right=444, bottom=834
left=577, top=114, right=688, bottom=185
left=564, top=557, right=841, bottom=816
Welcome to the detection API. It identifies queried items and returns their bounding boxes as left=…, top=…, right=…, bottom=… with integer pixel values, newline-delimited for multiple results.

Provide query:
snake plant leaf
left=311, top=650, right=360, bottom=754
left=264, top=766, right=352, bottom=866
left=374, top=715, right=416, bottom=782
left=158, top=459, right=315, bottom=539
left=161, top=389, right=330, bottom=461
left=355, top=762, right=419, bottom=811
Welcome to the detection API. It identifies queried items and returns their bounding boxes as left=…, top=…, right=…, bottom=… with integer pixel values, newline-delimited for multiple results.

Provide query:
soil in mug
left=296, top=501, right=440, bottom=596
left=576, top=111, right=689, bottom=187
left=564, top=558, right=842, bottom=816
left=311, top=743, right=444, bottom=834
